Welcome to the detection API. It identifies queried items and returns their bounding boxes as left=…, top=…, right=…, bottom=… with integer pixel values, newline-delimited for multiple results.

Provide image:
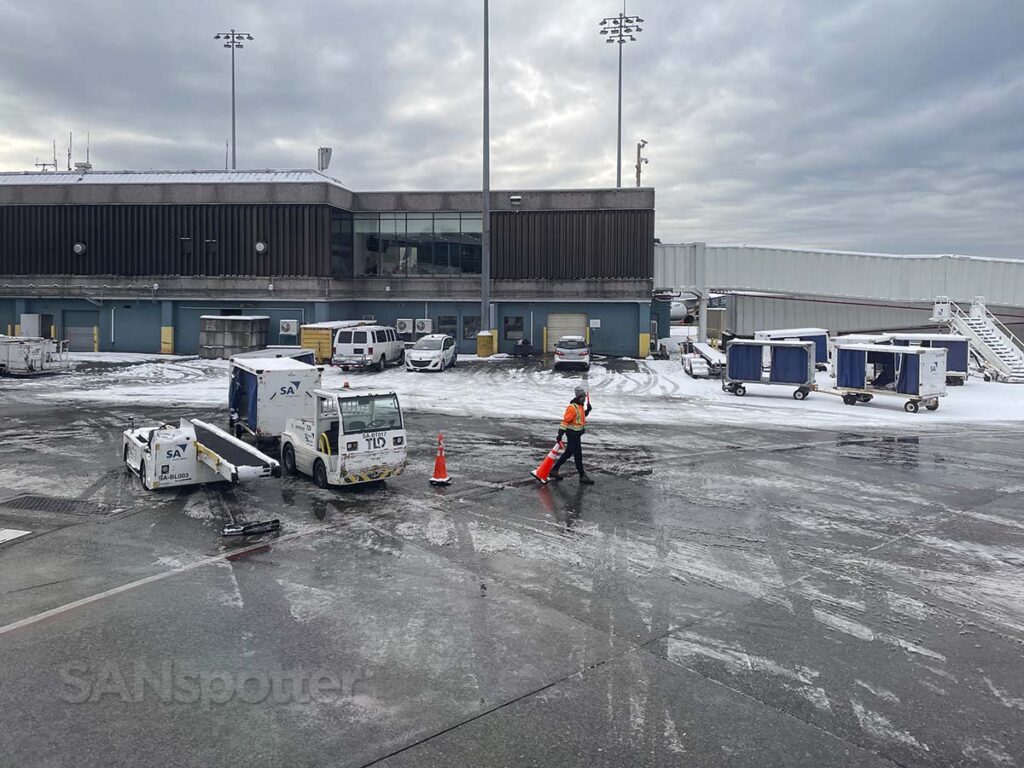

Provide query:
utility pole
left=481, top=0, right=491, bottom=341
left=635, top=139, right=648, bottom=187
left=213, top=29, right=254, bottom=170
left=599, top=4, right=644, bottom=188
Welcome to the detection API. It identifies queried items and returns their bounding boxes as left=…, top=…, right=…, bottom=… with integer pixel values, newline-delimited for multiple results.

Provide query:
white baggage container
left=228, top=357, right=323, bottom=441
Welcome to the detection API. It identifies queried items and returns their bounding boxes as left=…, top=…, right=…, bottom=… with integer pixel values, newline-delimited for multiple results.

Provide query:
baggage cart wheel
left=734, top=385, right=746, bottom=397
left=313, top=459, right=330, bottom=489
left=842, top=394, right=858, bottom=406
left=281, top=443, right=297, bottom=475
left=925, top=400, right=939, bottom=411
left=904, top=400, right=919, bottom=413
left=793, top=388, right=808, bottom=401
left=857, top=394, right=873, bottom=403
left=233, top=423, right=243, bottom=439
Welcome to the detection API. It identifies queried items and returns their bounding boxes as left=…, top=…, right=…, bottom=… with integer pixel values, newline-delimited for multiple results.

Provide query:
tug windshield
left=340, top=395, right=403, bottom=434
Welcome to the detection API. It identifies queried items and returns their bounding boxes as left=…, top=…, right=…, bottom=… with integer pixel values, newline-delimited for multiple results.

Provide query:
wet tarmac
left=1, top=396, right=1023, bottom=767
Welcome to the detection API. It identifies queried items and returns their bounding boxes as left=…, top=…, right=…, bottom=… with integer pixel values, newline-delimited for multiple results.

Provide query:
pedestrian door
left=64, top=310, right=99, bottom=352
left=546, top=313, right=588, bottom=351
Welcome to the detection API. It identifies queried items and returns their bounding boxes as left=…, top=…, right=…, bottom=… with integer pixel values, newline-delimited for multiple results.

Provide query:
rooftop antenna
left=225, top=139, right=229, bottom=170
left=67, top=132, right=72, bottom=171
left=86, top=131, right=90, bottom=165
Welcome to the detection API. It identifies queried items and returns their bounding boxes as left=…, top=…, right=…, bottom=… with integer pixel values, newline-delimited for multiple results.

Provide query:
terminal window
left=504, top=316, right=524, bottom=341
left=437, top=316, right=457, bottom=337
left=353, top=213, right=482, bottom=278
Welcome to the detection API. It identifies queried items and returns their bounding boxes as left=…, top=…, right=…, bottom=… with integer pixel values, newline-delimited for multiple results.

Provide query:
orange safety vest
left=560, top=402, right=586, bottom=431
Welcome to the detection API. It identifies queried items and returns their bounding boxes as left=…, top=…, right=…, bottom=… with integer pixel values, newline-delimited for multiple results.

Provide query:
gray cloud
left=1, top=0, right=1021, bottom=256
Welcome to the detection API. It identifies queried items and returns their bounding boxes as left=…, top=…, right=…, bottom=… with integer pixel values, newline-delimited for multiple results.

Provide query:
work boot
left=579, top=474, right=595, bottom=485
left=548, top=471, right=563, bottom=481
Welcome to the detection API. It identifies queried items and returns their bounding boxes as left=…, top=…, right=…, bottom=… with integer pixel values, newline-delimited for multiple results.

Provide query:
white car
left=406, top=334, right=458, bottom=372
left=553, top=336, right=591, bottom=370
left=332, top=325, right=404, bottom=371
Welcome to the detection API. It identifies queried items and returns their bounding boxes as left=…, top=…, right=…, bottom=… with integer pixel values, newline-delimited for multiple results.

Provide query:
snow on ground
left=65, top=352, right=188, bottom=364
left=5, top=352, right=1024, bottom=429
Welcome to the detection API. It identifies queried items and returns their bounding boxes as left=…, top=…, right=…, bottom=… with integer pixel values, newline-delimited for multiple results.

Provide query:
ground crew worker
left=550, top=386, right=594, bottom=484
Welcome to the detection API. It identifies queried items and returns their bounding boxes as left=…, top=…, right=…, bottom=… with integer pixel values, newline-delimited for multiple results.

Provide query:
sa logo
left=165, top=443, right=188, bottom=459
left=270, top=381, right=302, bottom=399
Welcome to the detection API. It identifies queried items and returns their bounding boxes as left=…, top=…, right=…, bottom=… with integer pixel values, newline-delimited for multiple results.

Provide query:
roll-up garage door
left=546, top=312, right=588, bottom=351
left=64, top=310, right=99, bottom=352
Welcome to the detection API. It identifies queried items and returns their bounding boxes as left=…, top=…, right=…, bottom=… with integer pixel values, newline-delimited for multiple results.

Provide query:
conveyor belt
left=191, top=422, right=274, bottom=469
left=694, top=342, right=726, bottom=365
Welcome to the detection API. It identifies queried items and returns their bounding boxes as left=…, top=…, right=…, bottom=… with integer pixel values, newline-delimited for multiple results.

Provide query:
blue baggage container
left=723, top=339, right=816, bottom=401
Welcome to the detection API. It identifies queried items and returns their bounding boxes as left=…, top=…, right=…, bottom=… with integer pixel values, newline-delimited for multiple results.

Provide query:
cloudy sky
left=1, top=0, right=1022, bottom=256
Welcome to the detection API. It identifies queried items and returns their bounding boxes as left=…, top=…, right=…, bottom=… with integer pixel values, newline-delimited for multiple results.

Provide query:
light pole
left=599, top=5, right=643, bottom=188
left=481, top=0, right=491, bottom=341
left=635, top=139, right=648, bottom=187
left=213, top=29, right=254, bottom=170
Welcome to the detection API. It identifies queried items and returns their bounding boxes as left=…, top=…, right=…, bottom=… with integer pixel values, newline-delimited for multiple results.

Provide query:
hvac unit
left=415, top=319, right=433, bottom=334
left=279, top=319, right=299, bottom=336
left=396, top=318, right=414, bottom=335
left=362, top=315, right=376, bottom=322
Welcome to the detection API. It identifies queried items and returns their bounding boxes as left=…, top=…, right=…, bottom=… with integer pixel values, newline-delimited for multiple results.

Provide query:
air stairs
left=932, top=297, right=1024, bottom=383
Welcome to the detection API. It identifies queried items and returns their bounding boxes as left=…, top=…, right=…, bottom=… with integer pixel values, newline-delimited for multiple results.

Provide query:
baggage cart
left=883, top=333, right=969, bottom=386
left=754, top=327, right=830, bottom=368
left=722, top=339, right=817, bottom=400
left=834, top=343, right=947, bottom=413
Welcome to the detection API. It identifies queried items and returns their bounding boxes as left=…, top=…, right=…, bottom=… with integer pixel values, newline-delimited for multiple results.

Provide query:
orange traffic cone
left=531, top=441, right=564, bottom=485
left=429, top=433, right=451, bottom=486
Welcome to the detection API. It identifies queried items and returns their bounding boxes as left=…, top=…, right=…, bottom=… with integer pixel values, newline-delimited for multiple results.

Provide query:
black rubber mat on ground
left=0, top=494, right=116, bottom=516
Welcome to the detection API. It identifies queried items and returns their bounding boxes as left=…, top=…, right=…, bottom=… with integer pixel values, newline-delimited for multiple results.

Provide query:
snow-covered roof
left=229, top=356, right=317, bottom=371
left=0, top=169, right=348, bottom=187
left=883, top=333, right=967, bottom=342
left=834, top=343, right=942, bottom=355
left=728, top=339, right=816, bottom=348
left=754, top=328, right=829, bottom=337
left=302, top=320, right=373, bottom=329
left=200, top=315, right=269, bottom=321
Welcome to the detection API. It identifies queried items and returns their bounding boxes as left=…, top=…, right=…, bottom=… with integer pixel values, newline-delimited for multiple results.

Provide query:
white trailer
left=280, top=389, right=408, bottom=488
left=0, top=335, right=69, bottom=376
left=228, top=357, right=323, bottom=442
left=123, top=418, right=281, bottom=490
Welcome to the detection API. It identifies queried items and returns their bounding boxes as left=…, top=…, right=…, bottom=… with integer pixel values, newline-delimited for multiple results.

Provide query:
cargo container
left=834, top=343, right=947, bottom=413
left=228, top=357, right=322, bottom=442
left=299, top=320, right=373, bottom=364
left=722, top=339, right=817, bottom=400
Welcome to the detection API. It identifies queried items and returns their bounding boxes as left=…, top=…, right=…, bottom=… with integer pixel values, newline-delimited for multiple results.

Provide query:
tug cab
left=280, top=389, right=407, bottom=488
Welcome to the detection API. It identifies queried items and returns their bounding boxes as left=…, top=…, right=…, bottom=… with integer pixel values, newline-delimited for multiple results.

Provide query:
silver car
left=553, top=335, right=591, bottom=370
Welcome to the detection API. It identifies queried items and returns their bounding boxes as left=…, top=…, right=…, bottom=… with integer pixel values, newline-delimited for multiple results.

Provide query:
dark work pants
left=553, top=430, right=585, bottom=476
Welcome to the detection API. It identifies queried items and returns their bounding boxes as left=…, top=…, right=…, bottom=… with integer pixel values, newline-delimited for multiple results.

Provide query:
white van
left=332, top=325, right=405, bottom=371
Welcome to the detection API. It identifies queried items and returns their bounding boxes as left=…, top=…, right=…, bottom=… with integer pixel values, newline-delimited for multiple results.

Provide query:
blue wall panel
left=0, top=299, right=14, bottom=333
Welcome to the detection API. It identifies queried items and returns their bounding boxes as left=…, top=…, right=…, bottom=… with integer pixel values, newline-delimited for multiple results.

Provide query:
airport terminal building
left=0, top=170, right=656, bottom=357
